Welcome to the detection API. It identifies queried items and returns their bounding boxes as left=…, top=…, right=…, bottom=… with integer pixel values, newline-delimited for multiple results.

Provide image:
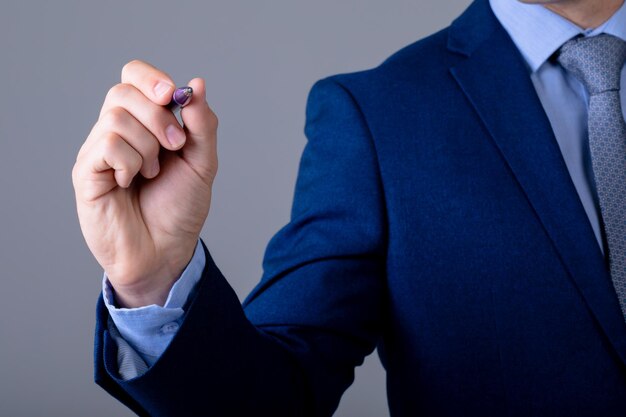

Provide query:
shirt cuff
left=102, top=240, right=206, bottom=366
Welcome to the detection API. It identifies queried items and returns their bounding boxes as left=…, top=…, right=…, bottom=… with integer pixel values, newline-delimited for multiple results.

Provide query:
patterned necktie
left=558, top=34, right=626, bottom=319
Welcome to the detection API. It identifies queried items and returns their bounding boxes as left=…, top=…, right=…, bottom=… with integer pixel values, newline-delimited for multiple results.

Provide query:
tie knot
left=557, top=34, right=626, bottom=95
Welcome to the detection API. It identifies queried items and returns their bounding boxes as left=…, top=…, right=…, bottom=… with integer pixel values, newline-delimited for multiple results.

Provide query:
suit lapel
left=448, top=0, right=626, bottom=365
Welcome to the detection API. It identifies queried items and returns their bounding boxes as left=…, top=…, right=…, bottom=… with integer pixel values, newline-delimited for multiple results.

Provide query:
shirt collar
left=489, top=0, right=626, bottom=72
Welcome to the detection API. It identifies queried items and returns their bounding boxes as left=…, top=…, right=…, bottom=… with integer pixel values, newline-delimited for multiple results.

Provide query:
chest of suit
left=336, top=8, right=626, bottom=413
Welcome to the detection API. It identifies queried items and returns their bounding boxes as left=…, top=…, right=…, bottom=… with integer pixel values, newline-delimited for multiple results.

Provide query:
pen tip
left=173, top=86, right=193, bottom=107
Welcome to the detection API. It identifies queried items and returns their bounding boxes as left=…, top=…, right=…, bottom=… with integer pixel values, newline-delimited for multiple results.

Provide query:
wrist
left=112, top=276, right=178, bottom=308
left=107, top=245, right=196, bottom=308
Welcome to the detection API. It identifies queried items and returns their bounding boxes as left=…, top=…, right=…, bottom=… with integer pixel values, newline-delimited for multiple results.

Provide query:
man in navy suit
left=72, top=0, right=626, bottom=415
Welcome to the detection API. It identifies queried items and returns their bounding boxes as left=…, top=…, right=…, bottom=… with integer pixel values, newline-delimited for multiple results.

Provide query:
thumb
left=179, top=77, right=218, bottom=182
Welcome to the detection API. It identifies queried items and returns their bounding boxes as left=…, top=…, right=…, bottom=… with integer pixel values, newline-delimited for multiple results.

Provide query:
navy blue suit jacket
left=94, top=1, right=626, bottom=415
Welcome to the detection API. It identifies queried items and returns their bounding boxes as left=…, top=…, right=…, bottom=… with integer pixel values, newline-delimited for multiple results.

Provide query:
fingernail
left=154, top=81, right=173, bottom=98
left=165, top=124, right=186, bottom=148
left=151, top=159, right=160, bottom=176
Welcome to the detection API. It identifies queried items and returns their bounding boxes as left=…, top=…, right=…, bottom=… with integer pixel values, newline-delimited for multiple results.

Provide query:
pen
left=168, top=86, right=193, bottom=126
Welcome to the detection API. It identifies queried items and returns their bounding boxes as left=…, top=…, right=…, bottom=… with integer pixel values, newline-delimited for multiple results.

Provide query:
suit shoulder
left=325, top=27, right=452, bottom=94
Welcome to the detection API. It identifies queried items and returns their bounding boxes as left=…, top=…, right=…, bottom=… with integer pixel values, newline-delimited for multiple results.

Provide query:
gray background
left=0, top=1, right=471, bottom=415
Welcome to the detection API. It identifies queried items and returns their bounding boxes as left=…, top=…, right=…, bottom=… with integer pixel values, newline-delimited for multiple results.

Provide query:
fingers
left=74, top=62, right=219, bottom=204
left=73, top=131, right=143, bottom=201
left=75, top=105, right=162, bottom=201
left=96, top=107, right=161, bottom=179
left=99, top=83, right=186, bottom=151
left=92, top=132, right=143, bottom=189
left=179, top=78, right=219, bottom=182
left=121, top=60, right=176, bottom=106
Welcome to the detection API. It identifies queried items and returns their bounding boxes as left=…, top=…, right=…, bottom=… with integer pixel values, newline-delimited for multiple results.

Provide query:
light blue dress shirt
left=103, top=240, right=205, bottom=377
left=105, top=0, right=626, bottom=379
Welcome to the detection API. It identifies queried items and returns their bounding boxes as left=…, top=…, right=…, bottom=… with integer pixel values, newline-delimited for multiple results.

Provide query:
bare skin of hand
left=72, top=60, right=218, bottom=308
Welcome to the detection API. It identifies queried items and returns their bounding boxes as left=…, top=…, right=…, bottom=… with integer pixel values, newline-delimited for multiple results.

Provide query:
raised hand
left=72, top=60, right=218, bottom=307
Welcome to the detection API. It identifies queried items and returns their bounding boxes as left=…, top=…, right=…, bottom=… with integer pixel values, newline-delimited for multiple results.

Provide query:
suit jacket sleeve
left=94, top=76, right=388, bottom=417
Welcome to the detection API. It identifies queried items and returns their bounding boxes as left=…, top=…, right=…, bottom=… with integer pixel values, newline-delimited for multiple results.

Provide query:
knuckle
left=99, top=107, right=127, bottom=131
left=71, top=160, right=90, bottom=193
left=76, top=141, right=88, bottom=161
left=121, top=59, right=141, bottom=78
left=71, top=162, right=81, bottom=185
left=106, top=83, right=131, bottom=103
left=201, top=158, right=219, bottom=185
left=101, top=132, right=121, bottom=155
